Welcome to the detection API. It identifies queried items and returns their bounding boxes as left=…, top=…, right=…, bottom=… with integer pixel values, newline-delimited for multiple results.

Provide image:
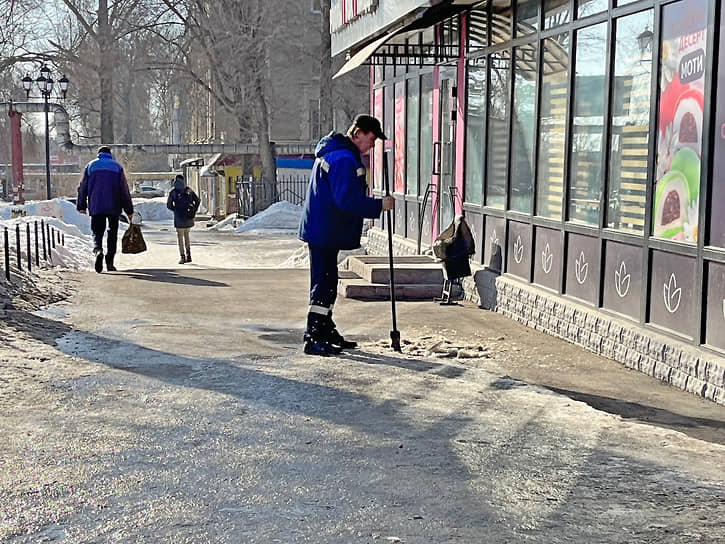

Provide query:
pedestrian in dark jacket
left=77, top=146, right=134, bottom=273
left=166, top=175, right=200, bottom=264
left=298, top=114, right=394, bottom=356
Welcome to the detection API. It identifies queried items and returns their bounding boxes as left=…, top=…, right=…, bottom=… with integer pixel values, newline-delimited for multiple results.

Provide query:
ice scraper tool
left=383, top=150, right=402, bottom=352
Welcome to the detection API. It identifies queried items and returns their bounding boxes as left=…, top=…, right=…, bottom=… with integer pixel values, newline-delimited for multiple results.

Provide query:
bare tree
left=158, top=0, right=278, bottom=201
left=53, top=0, right=177, bottom=144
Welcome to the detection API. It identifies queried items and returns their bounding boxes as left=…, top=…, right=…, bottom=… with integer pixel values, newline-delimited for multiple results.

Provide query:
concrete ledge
left=365, top=226, right=725, bottom=406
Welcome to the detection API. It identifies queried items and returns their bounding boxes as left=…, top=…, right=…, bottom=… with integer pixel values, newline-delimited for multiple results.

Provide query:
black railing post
left=15, top=224, right=21, bottom=271
left=34, top=221, right=39, bottom=267
left=61, top=233, right=65, bottom=246
left=51, top=227, right=56, bottom=249
left=41, top=220, right=47, bottom=261
left=26, top=223, right=31, bottom=272
left=4, top=227, right=9, bottom=281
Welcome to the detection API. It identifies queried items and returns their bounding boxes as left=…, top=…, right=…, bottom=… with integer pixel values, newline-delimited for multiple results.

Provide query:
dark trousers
left=91, top=215, right=120, bottom=259
left=308, top=244, right=339, bottom=308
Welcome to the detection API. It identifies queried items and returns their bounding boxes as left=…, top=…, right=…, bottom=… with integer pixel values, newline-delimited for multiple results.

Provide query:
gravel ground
left=1, top=231, right=724, bottom=543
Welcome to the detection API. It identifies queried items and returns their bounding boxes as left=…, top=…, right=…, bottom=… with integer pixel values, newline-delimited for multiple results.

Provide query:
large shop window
left=373, top=88, right=383, bottom=191
left=465, top=58, right=486, bottom=205
left=536, top=34, right=569, bottom=219
left=516, top=0, right=539, bottom=36
left=394, top=81, right=406, bottom=193
left=544, top=0, right=571, bottom=30
left=510, top=43, right=537, bottom=213
left=607, top=10, right=653, bottom=234
left=569, top=22, right=607, bottom=226
left=653, top=0, right=707, bottom=244
left=577, top=0, right=606, bottom=19
left=420, top=74, right=434, bottom=194
left=486, top=50, right=511, bottom=209
left=407, top=77, right=420, bottom=196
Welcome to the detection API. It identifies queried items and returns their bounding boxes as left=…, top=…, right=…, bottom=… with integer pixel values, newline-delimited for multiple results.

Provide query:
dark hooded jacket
left=166, top=178, right=200, bottom=228
left=76, top=151, right=133, bottom=217
left=298, top=132, right=383, bottom=250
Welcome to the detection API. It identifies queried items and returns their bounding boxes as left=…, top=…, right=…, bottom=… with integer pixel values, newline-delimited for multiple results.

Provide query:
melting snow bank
left=279, top=237, right=368, bottom=268
left=207, top=214, right=239, bottom=231
left=235, top=201, right=302, bottom=234
left=1, top=198, right=92, bottom=235
left=132, top=197, right=173, bottom=221
left=0, top=215, right=94, bottom=271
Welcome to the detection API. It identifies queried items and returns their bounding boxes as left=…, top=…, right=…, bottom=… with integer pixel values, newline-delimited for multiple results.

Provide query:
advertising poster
left=653, top=0, right=707, bottom=242
left=394, top=82, right=406, bottom=193
left=710, top=7, right=725, bottom=247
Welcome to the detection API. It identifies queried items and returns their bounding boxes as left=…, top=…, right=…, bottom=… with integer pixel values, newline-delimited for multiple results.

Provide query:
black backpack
left=176, top=189, right=198, bottom=219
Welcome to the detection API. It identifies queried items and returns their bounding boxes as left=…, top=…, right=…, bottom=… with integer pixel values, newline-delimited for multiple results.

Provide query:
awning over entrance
left=333, top=31, right=399, bottom=79
left=332, top=2, right=471, bottom=79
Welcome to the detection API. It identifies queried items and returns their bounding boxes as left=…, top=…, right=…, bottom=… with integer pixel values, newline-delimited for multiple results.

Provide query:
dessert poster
left=653, top=0, right=707, bottom=242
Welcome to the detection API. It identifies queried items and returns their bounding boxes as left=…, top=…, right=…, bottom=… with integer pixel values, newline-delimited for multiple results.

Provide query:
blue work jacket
left=298, top=133, right=383, bottom=250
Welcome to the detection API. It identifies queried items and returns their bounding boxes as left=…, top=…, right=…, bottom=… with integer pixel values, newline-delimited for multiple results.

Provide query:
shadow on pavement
left=547, top=386, right=725, bottom=445
left=111, top=269, right=230, bottom=287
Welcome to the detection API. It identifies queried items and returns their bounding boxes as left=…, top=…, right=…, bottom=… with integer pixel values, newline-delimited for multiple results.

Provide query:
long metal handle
left=383, top=151, right=400, bottom=349
left=432, top=141, right=442, bottom=175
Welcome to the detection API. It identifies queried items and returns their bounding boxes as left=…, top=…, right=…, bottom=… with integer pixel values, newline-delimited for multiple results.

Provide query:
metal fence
left=1, top=220, right=64, bottom=282
left=236, top=175, right=309, bottom=218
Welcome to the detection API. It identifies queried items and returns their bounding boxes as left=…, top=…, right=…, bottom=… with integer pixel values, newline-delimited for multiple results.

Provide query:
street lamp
left=22, top=65, right=69, bottom=200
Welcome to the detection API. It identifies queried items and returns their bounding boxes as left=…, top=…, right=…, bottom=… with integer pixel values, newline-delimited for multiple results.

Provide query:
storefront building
left=331, top=0, right=725, bottom=403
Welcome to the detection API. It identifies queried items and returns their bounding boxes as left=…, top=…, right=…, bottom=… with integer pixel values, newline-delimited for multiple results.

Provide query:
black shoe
left=105, top=257, right=116, bottom=272
left=94, top=248, right=104, bottom=273
left=302, top=332, right=343, bottom=356
left=303, top=339, right=334, bottom=356
left=328, top=327, right=358, bottom=349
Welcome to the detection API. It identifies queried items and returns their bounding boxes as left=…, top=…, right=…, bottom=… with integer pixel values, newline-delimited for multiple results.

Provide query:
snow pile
left=132, top=197, right=173, bottom=221
left=207, top=213, right=239, bottom=231
left=0, top=215, right=94, bottom=271
left=0, top=199, right=92, bottom=235
left=280, top=244, right=309, bottom=267
left=235, top=201, right=302, bottom=234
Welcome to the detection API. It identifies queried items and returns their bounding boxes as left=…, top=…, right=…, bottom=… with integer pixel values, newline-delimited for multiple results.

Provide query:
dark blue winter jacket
left=298, top=132, right=383, bottom=250
left=76, top=151, right=133, bottom=217
left=167, top=178, right=200, bottom=229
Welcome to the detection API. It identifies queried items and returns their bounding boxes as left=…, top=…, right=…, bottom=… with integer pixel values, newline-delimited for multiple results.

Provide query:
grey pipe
left=1, top=101, right=316, bottom=155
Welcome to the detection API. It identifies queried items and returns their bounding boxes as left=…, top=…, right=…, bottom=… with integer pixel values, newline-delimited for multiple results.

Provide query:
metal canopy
left=332, top=2, right=471, bottom=78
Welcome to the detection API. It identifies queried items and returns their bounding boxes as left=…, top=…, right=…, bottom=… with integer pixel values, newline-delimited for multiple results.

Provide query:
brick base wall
left=367, top=227, right=725, bottom=405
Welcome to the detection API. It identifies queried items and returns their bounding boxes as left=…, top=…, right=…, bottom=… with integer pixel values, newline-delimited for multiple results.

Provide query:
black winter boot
left=105, top=255, right=117, bottom=272
left=185, top=248, right=192, bottom=263
left=94, top=247, right=104, bottom=273
left=326, top=313, right=358, bottom=349
left=303, top=312, right=342, bottom=356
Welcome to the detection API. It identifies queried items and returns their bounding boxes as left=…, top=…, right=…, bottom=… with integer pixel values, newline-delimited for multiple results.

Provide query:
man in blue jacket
left=77, top=146, right=134, bottom=273
left=298, top=114, right=394, bottom=356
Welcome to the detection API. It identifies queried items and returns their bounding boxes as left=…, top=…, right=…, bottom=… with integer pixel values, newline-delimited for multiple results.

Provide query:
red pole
left=8, top=106, right=24, bottom=205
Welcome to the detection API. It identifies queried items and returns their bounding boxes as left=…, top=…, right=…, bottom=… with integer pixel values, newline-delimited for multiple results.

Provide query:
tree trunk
left=252, top=73, right=276, bottom=210
left=319, top=0, right=333, bottom=134
left=98, top=0, right=114, bottom=143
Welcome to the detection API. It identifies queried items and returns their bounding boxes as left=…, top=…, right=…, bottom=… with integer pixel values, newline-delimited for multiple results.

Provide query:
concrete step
left=338, top=277, right=443, bottom=301
left=343, top=255, right=443, bottom=285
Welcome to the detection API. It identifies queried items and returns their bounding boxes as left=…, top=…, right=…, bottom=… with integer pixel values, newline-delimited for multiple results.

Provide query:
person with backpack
left=166, top=174, right=200, bottom=264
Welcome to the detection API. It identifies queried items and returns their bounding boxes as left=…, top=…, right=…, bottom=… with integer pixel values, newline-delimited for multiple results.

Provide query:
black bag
left=433, top=215, right=476, bottom=261
left=121, top=223, right=147, bottom=254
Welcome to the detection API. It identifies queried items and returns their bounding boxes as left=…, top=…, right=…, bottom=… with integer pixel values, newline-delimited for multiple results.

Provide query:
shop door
left=437, top=66, right=457, bottom=233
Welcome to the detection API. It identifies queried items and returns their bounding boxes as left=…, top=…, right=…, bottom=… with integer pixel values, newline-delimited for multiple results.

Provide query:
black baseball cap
left=352, top=114, right=387, bottom=140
